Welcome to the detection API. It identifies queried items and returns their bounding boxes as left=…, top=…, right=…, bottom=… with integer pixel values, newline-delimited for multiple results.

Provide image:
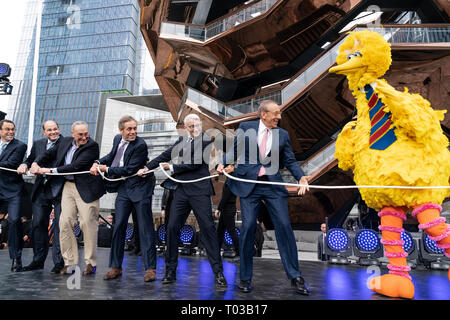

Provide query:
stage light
left=156, top=224, right=167, bottom=254
left=401, top=231, right=419, bottom=268
left=157, top=224, right=166, bottom=243
left=125, top=223, right=134, bottom=240
left=419, top=231, right=450, bottom=270
left=178, top=225, right=198, bottom=256
left=325, top=228, right=353, bottom=264
left=0, top=63, right=11, bottom=79
left=74, top=222, right=81, bottom=237
left=223, top=227, right=240, bottom=258
left=353, top=229, right=383, bottom=265
left=224, top=227, right=240, bottom=246
left=0, top=63, right=13, bottom=95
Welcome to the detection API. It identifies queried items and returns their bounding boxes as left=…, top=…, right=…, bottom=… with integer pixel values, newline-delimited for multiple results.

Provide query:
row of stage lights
left=74, top=222, right=240, bottom=256
left=326, top=228, right=450, bottom=270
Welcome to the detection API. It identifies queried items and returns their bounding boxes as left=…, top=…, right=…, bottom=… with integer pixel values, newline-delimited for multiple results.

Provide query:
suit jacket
left=23, top=136, right=63, bottom=201
left=146, top=134, right=215, bottom=196
left=97, top=134, right=153, bottom=202
left=35, top=137, right=106, bottom=203
left=0, top=138, right=27, bottom=200
left=222, top=120, right=305, bottom=198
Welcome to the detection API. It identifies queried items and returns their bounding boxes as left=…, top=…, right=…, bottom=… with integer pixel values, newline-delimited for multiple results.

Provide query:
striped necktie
left=364, top=84, right=397, bottom=150
left=0, top=143, right=7, bottom=156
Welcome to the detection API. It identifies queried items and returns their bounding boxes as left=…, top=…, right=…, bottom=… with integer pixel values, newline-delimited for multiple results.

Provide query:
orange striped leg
left=412, top=203, right=450, bottom=281
left=368, top=206, right=414, bottom=299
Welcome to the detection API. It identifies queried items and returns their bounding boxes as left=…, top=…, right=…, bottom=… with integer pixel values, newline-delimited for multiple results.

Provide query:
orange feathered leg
left=412, top=203, right=450, bottom=282
left=368, top=206, right=415, bottom=299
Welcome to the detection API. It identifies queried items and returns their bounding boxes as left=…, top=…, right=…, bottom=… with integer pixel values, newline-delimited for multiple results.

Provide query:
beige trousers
left=59, top=181, right=99, bottom=267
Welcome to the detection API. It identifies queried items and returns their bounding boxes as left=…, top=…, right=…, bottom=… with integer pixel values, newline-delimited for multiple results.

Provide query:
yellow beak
left=329, top=56, right=364, bottom=75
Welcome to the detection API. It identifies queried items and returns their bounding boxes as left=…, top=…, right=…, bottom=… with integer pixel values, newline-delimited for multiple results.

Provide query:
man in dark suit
left=17, top=120, right=65, bottom=273
left=31, top=121, right=106, bottom=275
left=317, top=223, right=329, bottom=261
left=90, top=115, right=157, bottom=282
left=217, top=100, right=311, bottom=295
left=0, top=120, right=27, bottom=272
left=138, top=114, right=227, bottom=288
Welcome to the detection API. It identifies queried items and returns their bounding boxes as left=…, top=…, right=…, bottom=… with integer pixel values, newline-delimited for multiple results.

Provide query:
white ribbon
left=1, top=165, right=449, bottom=189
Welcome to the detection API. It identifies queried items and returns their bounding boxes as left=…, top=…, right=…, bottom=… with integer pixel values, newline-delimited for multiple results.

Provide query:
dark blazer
left=23, top=136, right=63, bottom=201
left=35, top=137, right=106, bottom=203
left=223, top=120, right=305, bottom=198
left=0, top=138, right=27, bottom=200
left=97, top=134, right=153, bottom=202
left=146, top=134, right=214, bottom=196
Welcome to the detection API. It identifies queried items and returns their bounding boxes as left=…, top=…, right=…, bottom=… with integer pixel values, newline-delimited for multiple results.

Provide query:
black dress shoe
left=11, top=259, right=22, bottom=272
left=22, top=261, right=44, bottom=272
left=291, top=277, right=310, bottom=296
left=214, top=272, right=228, bottom=288
left=51, top=263, right=65, bottom=274
left=161, top=270, right=176, bottom=284
left=238, top=280, right=252, bottom=293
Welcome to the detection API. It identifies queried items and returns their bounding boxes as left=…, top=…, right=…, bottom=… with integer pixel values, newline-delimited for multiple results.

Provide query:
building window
left=47, top=65, right=65, bottom=76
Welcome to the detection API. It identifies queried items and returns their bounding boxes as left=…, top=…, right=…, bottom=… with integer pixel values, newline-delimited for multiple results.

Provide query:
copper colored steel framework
left=139, top=0, right=450, bottom=228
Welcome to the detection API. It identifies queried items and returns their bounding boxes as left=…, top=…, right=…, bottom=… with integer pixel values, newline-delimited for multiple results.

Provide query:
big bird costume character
left=329, top=30, right=450, bottom=299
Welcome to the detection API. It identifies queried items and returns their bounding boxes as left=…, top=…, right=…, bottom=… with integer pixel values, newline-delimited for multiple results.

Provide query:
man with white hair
left=138, top=113, right=227, bottom=288
left=31, top=121, right=106, bottom=276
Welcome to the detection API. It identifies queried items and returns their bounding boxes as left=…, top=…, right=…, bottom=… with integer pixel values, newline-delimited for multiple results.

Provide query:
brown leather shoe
left=144, top=269, right=156, bottom=282
left=82, top=264, right=96, bottom=276
left=59, top=265, right=69, bottom=275
left=103, top=268, right=122, bottom=280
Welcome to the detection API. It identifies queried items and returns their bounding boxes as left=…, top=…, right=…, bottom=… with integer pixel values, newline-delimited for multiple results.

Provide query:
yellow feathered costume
left=329, top=30, right=450, bottom=299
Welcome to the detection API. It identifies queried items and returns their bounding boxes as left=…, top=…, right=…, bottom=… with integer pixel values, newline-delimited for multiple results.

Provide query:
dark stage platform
left=0, top=248, right=449, bottom=300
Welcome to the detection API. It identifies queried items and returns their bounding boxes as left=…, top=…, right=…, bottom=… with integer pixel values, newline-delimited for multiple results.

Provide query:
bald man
left=18, top=120, right=65, bottom=273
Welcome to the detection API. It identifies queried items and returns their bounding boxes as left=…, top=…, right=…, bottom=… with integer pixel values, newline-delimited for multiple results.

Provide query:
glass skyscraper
left=7, top=0, right=156, bottom=143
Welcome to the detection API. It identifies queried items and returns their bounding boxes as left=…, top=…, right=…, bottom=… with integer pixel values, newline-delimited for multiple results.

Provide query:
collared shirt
left=64, top=141, right=78, bottom=166
left=258, top=120, right=272, bottom=158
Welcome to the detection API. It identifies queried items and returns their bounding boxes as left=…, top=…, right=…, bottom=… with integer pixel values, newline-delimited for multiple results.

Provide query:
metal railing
left=160, top=0, right=278, bottom=42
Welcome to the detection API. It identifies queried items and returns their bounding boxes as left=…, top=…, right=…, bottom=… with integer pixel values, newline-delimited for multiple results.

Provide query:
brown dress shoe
left=144, top=269, right=156, bottom=282
left=59, top=266, right=69, bottom=275
left=103, top=268, right=122, bottom=280
left=82, top=264, right=97, bottom=275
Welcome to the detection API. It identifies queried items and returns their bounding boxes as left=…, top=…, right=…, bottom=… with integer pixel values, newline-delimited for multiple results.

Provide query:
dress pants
left=60, top=181, right=99, bottom=266
left=31, top=192, right=63, bottom=265
left=109, top=194, right=156, bottom=270
left=166, top=187, right=222, bottom=274
left=239, top=183, right=301, bottom=281
left=0, top=196, right=23, bottom=260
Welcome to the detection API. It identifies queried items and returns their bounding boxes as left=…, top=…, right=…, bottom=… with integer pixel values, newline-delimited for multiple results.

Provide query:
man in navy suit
left=31, top=121, right=106, bottom=275
left=0, top=120, right=27, bottom=272
left=137, top=114, right=227, bottom=288
left=90, top=115, right=157, bottom=282
left=17, top=120, right=65, bottom=273
left=217, top=100, right=311, bottom=295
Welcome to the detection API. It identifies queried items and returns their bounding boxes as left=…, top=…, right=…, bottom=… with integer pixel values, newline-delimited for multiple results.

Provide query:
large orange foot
left=369, top=274, right=415, bottom=299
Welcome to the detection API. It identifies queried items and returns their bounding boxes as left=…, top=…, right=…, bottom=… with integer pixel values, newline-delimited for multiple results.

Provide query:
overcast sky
left=0, top=1, right=27, bottom=113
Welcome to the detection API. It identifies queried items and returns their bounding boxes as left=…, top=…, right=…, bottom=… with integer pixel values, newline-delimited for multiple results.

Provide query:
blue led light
left=356, top=229, right=380, bottom=252
left=424, top=233, right=444, bottom=254
left=401, top=231, right=414, bottom=253
left=158, top=224, right=166, bottom=242
left=0, top=64, right=8, bottom=75
left=125, top=223, right=134, bottom=240
left=73, top=222, right=81, bottom=237
left=327, top=228, right=349, bottom=251
left=179, top=225, right=195, bottom=243
left=224, top=227, right=241, bottom=245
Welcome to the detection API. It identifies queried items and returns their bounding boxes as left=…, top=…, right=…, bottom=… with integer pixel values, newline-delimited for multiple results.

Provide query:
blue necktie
left=111, top=141, right=127, bottom=168
left=0, top=143, right=7, bottom=156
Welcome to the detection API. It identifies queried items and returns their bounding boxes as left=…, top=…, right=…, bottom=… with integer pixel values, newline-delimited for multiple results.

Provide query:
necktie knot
left=0, top=143, right=7, bottom=155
